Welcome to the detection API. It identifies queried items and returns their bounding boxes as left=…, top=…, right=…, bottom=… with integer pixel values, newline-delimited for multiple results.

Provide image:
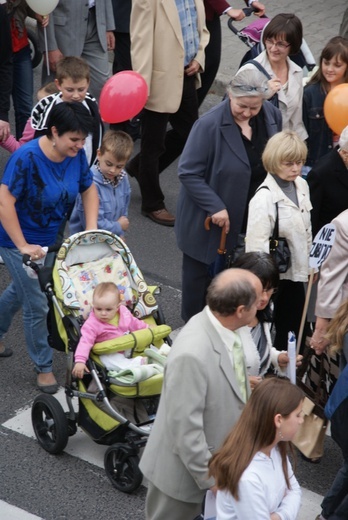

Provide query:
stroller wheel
left=104, top=444, right=143, bottom=493
left=31, top=394, right=69, bottom=454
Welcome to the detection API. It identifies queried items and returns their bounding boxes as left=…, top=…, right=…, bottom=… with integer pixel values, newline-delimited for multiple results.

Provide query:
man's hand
left=106, top=31, right=115, bottom=51
left=43, top=49, right=64, bottom=73
left=185, top=59, right=201, bottom=76
left=226, top=8, right=246, bottom=21
left=251, top=1, right=266, bottom=16
left=0, top=120, right=10, bottom=142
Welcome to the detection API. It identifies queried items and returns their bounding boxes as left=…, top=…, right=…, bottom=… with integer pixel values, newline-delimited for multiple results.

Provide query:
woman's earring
left=279, top=429, right=284, bottom=440
left=52, top=140, right=56, bottom=148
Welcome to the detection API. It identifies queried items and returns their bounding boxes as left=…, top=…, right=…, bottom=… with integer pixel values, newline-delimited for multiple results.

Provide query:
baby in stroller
left=73, top=281, right=153, bottom=379
left=31, top=230, right=172, bottom=493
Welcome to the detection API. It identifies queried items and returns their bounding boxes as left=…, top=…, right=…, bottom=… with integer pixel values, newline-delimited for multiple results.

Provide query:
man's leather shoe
left=141, top=208, right=175, bottom=226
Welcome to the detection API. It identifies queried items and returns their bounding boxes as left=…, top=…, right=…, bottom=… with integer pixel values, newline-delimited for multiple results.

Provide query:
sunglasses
left=232, top=84, right=268, bottom=93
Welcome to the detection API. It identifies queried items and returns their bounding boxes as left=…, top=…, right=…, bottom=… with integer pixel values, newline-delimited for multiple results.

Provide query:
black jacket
left=303, top=82, right=334, bottom=167
left=307, top=148, right=348, bottom=236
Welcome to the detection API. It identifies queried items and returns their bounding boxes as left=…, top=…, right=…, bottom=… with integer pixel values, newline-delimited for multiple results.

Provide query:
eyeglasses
left=265, top=39, right=291, bottom=50
left=232, top=84, right=268, bottom=93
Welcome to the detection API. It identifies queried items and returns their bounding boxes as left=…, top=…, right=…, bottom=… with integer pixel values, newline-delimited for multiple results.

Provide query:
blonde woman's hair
left=99, top=130, right=134, bottom=162
left=325, top=299, right=348, bottom=353
left=209, top=377, right=303, bottom=500
left=262, top=131, right=307, bottom=174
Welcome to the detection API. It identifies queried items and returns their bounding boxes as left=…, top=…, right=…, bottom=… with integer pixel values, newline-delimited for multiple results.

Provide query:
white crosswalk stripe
left=0, top=501, right=44, bottom=520
left=2, top=387, right=324, bottom=519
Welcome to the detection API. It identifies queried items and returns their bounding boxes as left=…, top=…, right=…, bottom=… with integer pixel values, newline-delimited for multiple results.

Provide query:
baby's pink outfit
left=74, top=305, right=148, bottom=365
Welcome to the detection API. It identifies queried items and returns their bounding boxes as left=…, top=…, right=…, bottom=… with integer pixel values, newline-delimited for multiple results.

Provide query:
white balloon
left=25, top=0, right=59, bottom=16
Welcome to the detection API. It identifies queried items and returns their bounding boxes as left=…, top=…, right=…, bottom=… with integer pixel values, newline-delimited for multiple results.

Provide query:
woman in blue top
left=0, top=102, right=99, bottom=393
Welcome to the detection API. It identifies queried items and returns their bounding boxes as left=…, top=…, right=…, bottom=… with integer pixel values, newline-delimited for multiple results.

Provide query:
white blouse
left=216, top=447, right=302, bottom=520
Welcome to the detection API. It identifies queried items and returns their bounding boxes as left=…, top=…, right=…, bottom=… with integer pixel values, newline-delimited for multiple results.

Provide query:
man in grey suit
left=39, top=0, right=115, bottom=100
left=140, top=268, right=263, bottom=519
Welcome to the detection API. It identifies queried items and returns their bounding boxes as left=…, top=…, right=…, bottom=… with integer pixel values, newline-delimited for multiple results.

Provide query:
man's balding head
left=207, top=268, right=262, bottom=319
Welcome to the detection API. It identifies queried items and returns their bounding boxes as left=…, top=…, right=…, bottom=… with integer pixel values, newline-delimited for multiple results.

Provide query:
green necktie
left=231, top=333, right=247, bottom=402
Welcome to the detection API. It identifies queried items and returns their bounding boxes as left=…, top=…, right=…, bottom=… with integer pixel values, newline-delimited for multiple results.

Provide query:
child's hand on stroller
left=72, top=362, right=89, bottom=379
left=118, top=216, right=129, bottom=231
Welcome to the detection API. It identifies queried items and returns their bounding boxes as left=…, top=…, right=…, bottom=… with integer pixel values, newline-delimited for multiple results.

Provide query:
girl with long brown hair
left=209, top=377, right=303, bottom=519
left=303, top=36, right=348, bottom=168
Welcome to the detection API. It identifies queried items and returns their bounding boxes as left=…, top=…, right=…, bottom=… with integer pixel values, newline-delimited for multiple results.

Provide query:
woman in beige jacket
left=239, top=13, right=308, bottom=140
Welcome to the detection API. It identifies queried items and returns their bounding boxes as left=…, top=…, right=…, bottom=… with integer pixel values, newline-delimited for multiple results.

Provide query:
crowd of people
left=1, top=0, right=348, bottom=519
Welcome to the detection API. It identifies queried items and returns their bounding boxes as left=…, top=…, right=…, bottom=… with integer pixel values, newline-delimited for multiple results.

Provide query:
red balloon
left=99, top=71, right=148, bottom=124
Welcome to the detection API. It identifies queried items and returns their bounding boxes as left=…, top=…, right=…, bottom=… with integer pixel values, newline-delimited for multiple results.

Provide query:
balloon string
left=44, top=26, right=50, bottom=76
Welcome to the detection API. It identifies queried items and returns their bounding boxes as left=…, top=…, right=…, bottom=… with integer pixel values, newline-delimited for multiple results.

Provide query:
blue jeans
left=0, top=247, right=53, bottom=373
left=12, top=45, right=34, bottom=139
left=321, top=459, right=348, bottom=519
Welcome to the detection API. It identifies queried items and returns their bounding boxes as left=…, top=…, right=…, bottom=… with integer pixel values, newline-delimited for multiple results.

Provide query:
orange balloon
left=324, top=83, right=348, bottom=135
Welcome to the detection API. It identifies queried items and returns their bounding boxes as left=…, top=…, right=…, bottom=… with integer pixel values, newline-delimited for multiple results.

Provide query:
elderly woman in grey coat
left=175, top=68, right=282, bottom=322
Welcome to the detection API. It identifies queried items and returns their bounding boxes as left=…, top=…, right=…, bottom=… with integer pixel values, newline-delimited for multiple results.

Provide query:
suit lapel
left=220, top=100, right=250, bottom=167
left=211, top=328, right=248, bottom=402
left=161, top=0, right=184, bottom=48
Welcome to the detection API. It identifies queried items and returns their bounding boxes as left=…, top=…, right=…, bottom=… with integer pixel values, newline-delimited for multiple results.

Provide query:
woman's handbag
left=253, top=186, right=291, bottom=273
left=292, top=347, right=331, bottom=460
left=269, top=202, right=291, bottom=274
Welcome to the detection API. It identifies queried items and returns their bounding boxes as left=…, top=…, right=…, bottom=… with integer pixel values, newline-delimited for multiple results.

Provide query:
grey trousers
left=145, top=481, right=202, bottom=520
left=41, top=8, right=110, bottom=101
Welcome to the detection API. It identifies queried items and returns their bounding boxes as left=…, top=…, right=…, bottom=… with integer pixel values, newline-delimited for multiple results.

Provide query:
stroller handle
left=22, top=243, right=62, bottom=273
left=228, top=6, right=263, bottom=36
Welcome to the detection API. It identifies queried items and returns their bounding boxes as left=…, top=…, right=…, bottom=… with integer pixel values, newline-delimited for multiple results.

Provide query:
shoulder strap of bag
left=245, top=60, right=279, bottom=108
left=272, top=203, right=279, bottom=239
left=255, top=185, right=280, bottom=246
left=251, top=185, right=279, bottom=240
left=246, top=59, right=273, bottom=80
